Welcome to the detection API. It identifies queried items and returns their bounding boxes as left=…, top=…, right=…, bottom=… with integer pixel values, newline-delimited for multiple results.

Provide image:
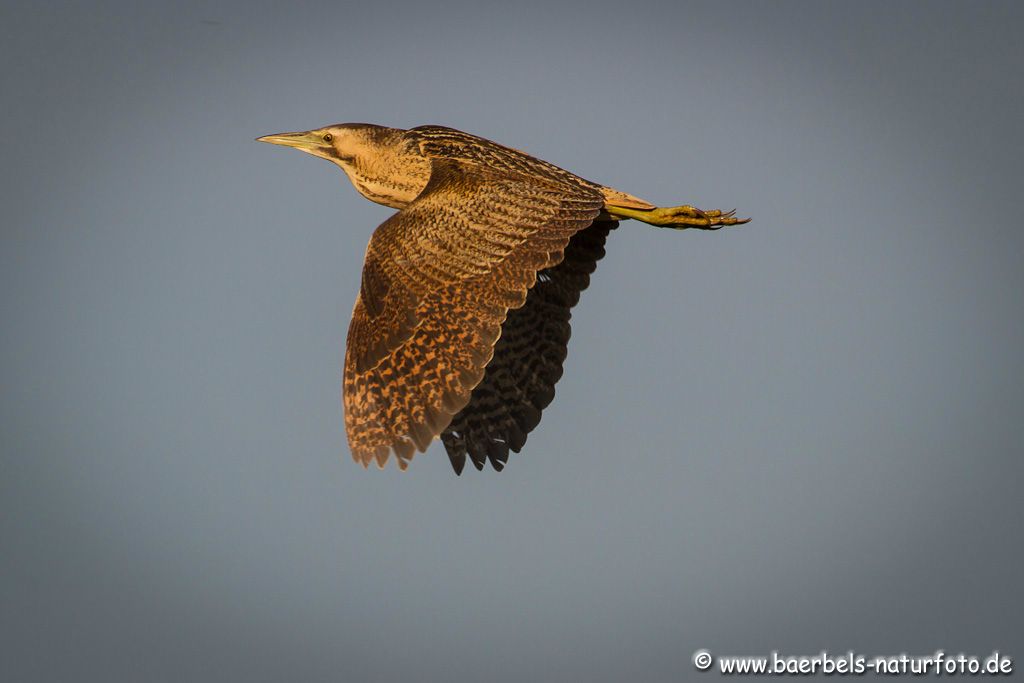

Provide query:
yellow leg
left=606, top=203, right=751, bottom=230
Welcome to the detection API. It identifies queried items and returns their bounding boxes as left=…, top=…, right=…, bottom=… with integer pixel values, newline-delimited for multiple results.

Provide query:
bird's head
left=258, top=123, right=431, bottom=209
left=256, top=123, right=390, bottom=167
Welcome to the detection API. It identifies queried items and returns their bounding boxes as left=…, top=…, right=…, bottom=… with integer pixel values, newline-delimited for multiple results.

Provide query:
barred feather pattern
left=441, top=220, right=617, bottom=473
left=343, top=160, right=604, bottom=470
left=411, top=126, right=605, bottom=194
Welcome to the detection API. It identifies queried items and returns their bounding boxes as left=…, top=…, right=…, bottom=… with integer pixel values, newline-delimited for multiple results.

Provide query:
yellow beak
left=256, top=131, right=325, bottom=153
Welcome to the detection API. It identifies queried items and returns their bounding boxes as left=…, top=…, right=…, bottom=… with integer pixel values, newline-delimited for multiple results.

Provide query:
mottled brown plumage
left=257, top=123, right=749, bottom=473
left=442, top=219, right=616, bottom=473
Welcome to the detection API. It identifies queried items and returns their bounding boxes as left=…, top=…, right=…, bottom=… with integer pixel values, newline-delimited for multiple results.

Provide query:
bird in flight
left=258, top=124, right=749, bottom=474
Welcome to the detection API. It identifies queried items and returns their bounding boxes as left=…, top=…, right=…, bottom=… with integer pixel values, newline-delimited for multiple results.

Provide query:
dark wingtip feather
left=467, top=441, right=488, bottom=471
left=487, top=441, right=510, bottom=471
left=449, top=452, right=466, bottom=475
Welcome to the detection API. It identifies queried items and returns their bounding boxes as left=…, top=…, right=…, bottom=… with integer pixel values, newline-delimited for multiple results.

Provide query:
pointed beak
left=256, top=131, right=320, bottom=149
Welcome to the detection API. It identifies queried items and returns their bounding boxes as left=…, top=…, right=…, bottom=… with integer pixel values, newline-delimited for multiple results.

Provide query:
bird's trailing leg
left=605, top=203, right=750, bottom=230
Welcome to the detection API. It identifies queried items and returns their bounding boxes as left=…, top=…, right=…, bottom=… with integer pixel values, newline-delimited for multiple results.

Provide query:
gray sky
left=3, top=1, right=1023, bottom=681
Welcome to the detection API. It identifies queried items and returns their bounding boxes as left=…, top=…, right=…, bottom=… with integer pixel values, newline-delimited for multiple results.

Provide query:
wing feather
left=343, top=158, right=604, bottom=469
left=441, top=221, right=616, bottom=473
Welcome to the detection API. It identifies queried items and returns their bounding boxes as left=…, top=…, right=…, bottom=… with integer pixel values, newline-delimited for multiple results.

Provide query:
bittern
left=258, top=124, right=749, bottom=474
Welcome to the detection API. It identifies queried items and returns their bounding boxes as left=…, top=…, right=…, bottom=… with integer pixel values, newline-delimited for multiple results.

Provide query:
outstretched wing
left=344, top=159, right=604, bottom=469
left=441, top=220, right=617, bottom=474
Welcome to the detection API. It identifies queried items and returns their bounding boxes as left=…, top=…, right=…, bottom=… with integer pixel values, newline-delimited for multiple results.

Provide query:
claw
left=703, top=208, right=748, bottom=228
left=694, top=209, right=750, bottom=230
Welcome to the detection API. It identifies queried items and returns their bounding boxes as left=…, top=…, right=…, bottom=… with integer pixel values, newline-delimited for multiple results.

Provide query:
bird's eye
left=322, top=133, right=333, bottom=143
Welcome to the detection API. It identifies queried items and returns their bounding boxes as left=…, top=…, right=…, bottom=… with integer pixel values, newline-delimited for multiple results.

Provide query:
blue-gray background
left=3, top=1, right=1022, bottom=680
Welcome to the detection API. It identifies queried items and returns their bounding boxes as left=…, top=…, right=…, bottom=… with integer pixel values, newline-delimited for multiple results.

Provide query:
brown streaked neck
left=333, top=128, right=432, bottom=210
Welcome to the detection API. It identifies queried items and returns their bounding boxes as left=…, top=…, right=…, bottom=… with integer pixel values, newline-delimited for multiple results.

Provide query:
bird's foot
left=647, top=205, right=751, bottom=230
left=606, top=203, right=751, bottom=230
